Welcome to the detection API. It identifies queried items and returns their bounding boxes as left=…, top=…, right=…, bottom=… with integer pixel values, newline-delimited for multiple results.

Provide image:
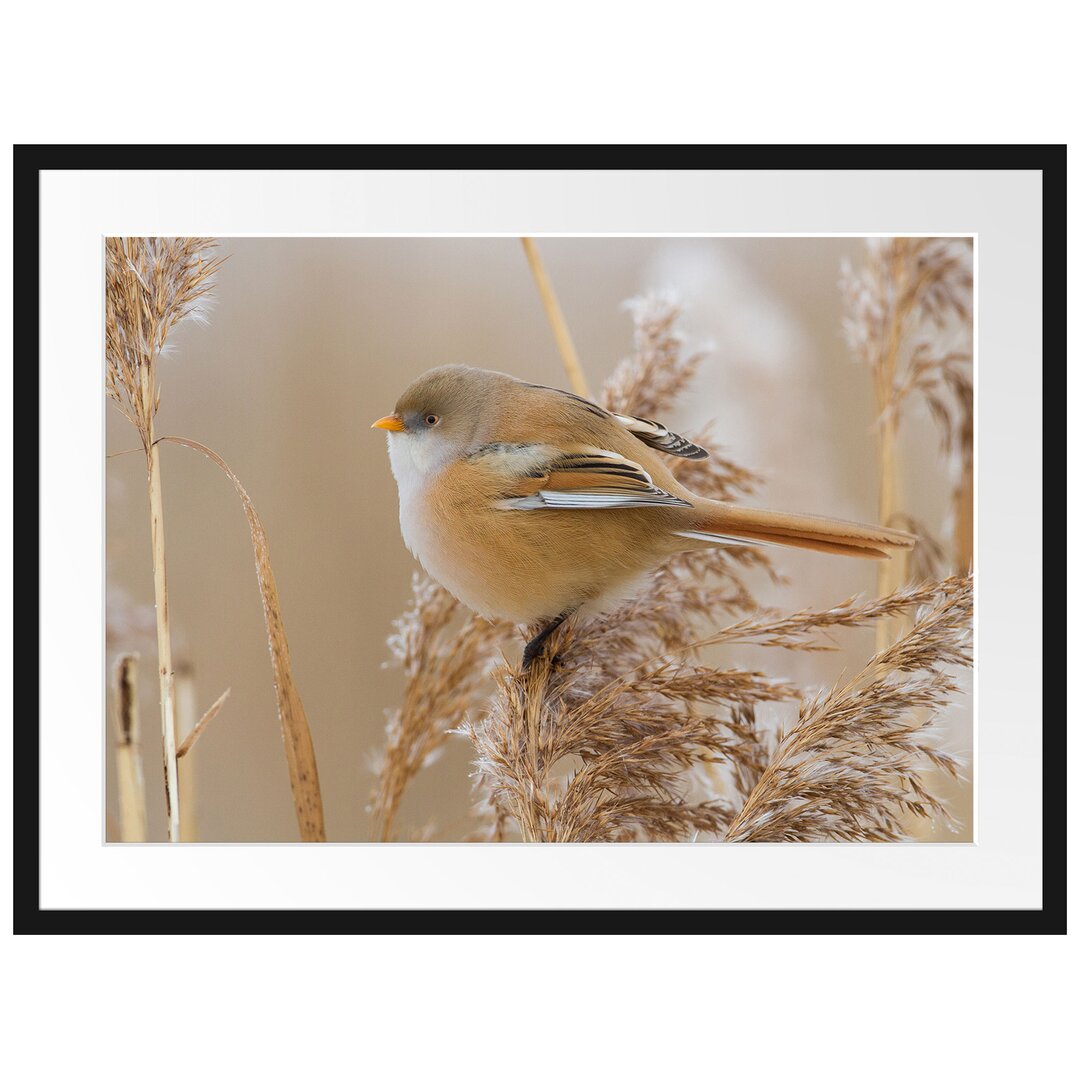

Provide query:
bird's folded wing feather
left=611, top=412, right=709, bottom=459
left=523, top=382, right=709, bottom=460
left=468, top=443, right=692, bottom=509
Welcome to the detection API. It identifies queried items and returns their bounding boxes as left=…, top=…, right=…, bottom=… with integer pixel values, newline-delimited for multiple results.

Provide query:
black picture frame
left=17, top=144, right=1064, bottom=934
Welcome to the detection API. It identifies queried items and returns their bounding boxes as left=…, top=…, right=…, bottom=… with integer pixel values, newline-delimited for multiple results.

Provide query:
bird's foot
left=522, top=612, right=571, bottom=669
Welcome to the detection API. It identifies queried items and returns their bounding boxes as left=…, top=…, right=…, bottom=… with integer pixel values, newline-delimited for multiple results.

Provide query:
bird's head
left=372, top=365, right=511, bottom=479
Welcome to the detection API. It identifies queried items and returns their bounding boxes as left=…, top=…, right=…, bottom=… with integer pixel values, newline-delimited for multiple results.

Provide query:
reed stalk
left=841, top=237, right=973, bottom=647
left=873, top=290, right=906, bottom=652
left=112, top=654, right=147, bottom=842
left=521, top=237, right=592, bottom=398
left=108, top=238, right=326, bottom=841
left=162, top=436, right=325, bottom=841
left=175, top=666, right=199, bottom=842
left=107, top=237, right=221, bottom=840
left=142, top=408, right=182, bottom=840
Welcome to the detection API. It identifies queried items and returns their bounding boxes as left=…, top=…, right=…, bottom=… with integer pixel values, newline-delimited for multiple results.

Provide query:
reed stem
left=161, top=435, right=326, bottom=841
left=176, top=666, right=198, bottom=842
left=874, top=255, right=909, bottom=652
left=112, top=654, right=147, bottom=842
left=521, top=237, right=592, bottom=399
left=141, top=377, right=181, bottom=841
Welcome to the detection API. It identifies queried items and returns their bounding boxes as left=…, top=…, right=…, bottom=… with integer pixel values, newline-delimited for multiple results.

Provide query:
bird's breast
left=386, top=435, right=436, bottom=558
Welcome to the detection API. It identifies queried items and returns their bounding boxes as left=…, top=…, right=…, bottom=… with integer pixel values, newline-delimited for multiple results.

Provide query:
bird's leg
left=522, top=612, right=570, bottom=668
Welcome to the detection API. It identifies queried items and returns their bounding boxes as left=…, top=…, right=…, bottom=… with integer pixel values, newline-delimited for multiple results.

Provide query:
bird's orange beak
left=371, top=414, right=405, bottom=432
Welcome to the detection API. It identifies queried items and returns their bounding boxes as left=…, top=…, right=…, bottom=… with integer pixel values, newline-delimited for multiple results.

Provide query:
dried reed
left=176, top=685, right=231, bottom=761
left=111, top=654, right=147, bottom=842
left=369, top=576, right=506, bottom=840
left=175, top=666, right=199, bottom=842
left=521, top=237, right=591, bottom=398
left=162, top=437, right=325, bottom=841
left=106, top=238, right=223, bottom=840
left=467, top=572, right=971, bottom=843
left=107, top=238, right=326, bottom=841
left=725, top=576, right=971, bottom=841
left=840, top=238, right=974, bottom=648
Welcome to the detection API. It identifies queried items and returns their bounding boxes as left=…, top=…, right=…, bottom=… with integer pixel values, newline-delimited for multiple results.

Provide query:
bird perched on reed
left=373, top=365, right=916, bottom=664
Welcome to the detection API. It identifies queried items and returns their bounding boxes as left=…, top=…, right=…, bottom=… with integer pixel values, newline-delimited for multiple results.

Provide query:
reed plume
left=465, top=555, right=970, bottom=842
left=840, top=237, right=974, bottom=620
left=725, top=576, right=970, bottom=842
left=370, top=575, right=505, bottom=840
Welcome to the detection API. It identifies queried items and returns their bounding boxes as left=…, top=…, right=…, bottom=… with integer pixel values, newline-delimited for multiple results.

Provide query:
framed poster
left=20, top=146, right=1059, bottom=930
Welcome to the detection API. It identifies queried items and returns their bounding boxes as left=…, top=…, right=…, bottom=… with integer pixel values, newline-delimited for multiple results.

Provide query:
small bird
left=373, top=365, right=915, bottom=664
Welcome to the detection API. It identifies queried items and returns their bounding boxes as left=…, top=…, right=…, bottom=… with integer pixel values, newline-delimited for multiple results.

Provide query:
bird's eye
left=424, top=414, right=440, bottom=426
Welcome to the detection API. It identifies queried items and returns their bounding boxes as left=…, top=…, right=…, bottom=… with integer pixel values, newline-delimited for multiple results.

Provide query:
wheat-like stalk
left=106, top=238, right=223, bottom=840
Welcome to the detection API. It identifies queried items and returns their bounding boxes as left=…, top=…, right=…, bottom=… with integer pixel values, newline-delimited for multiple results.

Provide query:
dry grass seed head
left=725, top=575, right=971, bottom=842
left=105, top=237, right=223, bottom=447
left=371, top=574, right=507, bottom=840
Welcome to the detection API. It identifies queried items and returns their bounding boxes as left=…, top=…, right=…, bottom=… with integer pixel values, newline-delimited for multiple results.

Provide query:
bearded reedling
left=374, top=365, right=916, bottom=664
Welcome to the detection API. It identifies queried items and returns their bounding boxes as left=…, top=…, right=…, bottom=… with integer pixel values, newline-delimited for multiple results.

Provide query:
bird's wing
left=609, top=412, right=709, bottom=460
left=467, top=443, right=692, bottom=510
left=523, top=382, right=709, bottom=460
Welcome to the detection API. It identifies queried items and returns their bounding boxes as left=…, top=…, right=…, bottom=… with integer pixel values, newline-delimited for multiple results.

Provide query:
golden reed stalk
left=521, top=237, right=592, bottom=398
left=106, top=238, right=221, bottom=838
left=162, top=436, right=325, bottom=841
left=873, top=286, right=906, bottom=652
left=142, top=384, right=182, bottom=839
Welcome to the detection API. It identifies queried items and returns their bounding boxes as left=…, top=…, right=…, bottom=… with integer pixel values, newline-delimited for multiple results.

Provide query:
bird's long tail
left=676, top=502, right=917, bottom=560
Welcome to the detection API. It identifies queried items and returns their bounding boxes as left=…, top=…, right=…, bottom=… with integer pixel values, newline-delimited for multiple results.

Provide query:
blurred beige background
left=105, top=237, right=972, bottom=842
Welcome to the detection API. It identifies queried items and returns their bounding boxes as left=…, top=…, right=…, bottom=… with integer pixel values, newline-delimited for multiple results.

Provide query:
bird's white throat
left=385, top=431, right=461, bottom=558
left=386, top=430, right=454, bottom=494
